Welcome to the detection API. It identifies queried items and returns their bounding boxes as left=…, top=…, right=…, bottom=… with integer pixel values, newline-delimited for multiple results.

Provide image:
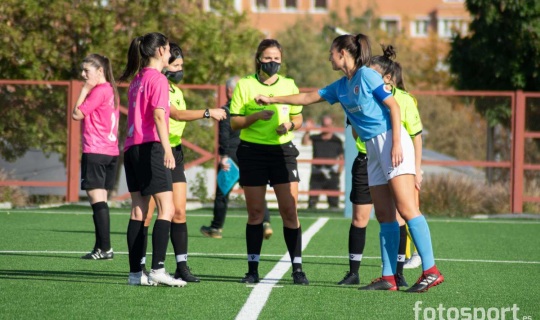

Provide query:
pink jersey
left=124, top=68, right=170, bottom=151
left=78, top=82, right=120, bottom=156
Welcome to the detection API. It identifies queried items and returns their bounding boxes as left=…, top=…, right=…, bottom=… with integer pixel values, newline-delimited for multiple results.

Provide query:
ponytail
left=354, top=34, right=372, bottom=68
left=119, top=32, right=168, bottom=82
left=118, top=37, right=143, bottom=82
left=103, top=57, right=120, bottom=108
left=392, top=61, right=407, bottom=91
left=331, top=33, right=372, bottom=70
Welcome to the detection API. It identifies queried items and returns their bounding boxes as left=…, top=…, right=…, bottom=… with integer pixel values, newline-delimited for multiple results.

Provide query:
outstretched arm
left=170, top=108, right=226, bottom=122
left=255, top=90, right=324, bottom=106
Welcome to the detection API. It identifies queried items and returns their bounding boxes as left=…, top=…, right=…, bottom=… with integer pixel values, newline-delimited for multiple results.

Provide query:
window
left=285, top=0, right=297, bottom=9
left=438, top=18, right=467, bottom=38
left=313, top=0, right=327, bottom=10
left=204, top=0, right=242, bottom=12
left=410, top=19, right=429, bottom=37
left=256, top=0, right=268, bottom=10
left=380, top=18, right=400, bottom=36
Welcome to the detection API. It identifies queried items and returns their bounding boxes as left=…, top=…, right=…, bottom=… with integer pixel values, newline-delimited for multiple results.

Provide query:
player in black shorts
left=230, top=39, right=308, bottom=285
left=72, top=53, right=119, bottom=260
left=140, top=43, right=226, bottom=283
left=119, top=32, right=185, bottom=287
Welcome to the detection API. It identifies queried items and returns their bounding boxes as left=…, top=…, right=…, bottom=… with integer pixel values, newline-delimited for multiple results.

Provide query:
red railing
left=0, top=80, right=538, bottom=213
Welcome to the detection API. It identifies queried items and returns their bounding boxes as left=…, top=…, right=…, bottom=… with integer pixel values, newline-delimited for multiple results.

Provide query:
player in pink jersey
left=118, top=32, right=185, bottom=287
left=140, top=43, right=227, bottom=283
left=72, top=53, right=119, bottom=260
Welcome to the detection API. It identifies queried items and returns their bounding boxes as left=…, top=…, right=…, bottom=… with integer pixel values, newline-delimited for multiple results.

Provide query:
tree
left=448, top=0, right=540, bottom=125
left=448, top=0, right=540, bottom=183
left=449, top=0, right=540, bottom=92
left=0, top=0, right=261, bottom=162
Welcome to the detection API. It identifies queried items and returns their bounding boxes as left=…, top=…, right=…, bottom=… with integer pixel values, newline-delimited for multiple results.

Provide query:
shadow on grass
left=46, top=229, right=126, bottom=236
left=196, top=274, right=249, bottom=283
left=0, top=252, right=89, bottom=260
left=0, top=268, right=126, bottom=283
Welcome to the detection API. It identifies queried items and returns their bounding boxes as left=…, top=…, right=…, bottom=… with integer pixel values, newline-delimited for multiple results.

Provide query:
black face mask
left=165, top=70, right=184, bottom=84
left=260, top=61, right=281, bottom=77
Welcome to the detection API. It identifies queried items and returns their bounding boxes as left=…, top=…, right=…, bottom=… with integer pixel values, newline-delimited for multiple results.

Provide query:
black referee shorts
left=171, top=145, right=186, bottom=183
left=124, top=142, right=173, bottom=196
left=237, top=140, right=300, bottom=187
left=81, top=153, right=118, bottom=190
left=350, top=152, right=372, bottom=205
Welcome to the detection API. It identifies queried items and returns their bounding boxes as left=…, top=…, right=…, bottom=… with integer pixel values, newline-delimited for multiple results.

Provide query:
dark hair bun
left=381, top=45, right=396, bottom=60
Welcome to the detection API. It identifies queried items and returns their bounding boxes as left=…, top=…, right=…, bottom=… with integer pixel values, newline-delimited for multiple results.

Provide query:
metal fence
left=0, top=80, right=538, bottom=213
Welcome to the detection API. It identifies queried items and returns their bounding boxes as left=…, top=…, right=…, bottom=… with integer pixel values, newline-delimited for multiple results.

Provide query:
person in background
left=119, top=32, right=185, bottom=287
left=200, top=76, right=273, bottom=240
left=140, top=43, right=227, bottom=283
left=301, top=114, right=344, bottom=209
left=72, top=54, right=119, bottom=260
left=231, top=39, right=308, bottom=285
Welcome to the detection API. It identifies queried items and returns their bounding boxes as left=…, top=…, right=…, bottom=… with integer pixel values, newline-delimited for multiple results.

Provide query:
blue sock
left=380, top=221, right=399, bottom=276
left=407, top=215, right=435, bottom=270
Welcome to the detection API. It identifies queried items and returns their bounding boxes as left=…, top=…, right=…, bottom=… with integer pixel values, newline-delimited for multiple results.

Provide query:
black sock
left=127, top=219, right=144, bottom=273
left=92, top=212, right=99, bottom=250
left=246, top=223, right=264, bottom=274
left=283, top=226, right=302, bottom=271
left=349, top=224, right=366, bottom=274
left=92, top=202, right=110, bottom=251
left=171, top=222, right=188, bottom=270
left=151, top=219, right=171, bottom=270
left=397, top=225, right=407, bottom=274
left=141, top=226, right=149, bottom=269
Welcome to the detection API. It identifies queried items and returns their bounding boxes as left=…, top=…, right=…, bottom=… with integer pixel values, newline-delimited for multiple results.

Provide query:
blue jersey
left=318, top=66, right=392, bottom=141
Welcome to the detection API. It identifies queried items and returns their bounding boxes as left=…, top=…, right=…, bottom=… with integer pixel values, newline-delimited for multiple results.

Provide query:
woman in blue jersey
left=256, top=34, right=443, bottom=292
left=338, top=46, right=424, bottom=288
left=230, top=39, right=308, bottom=285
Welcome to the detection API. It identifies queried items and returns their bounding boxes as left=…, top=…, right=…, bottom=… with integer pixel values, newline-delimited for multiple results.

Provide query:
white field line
left=235, top=218, right=329, bottom=320
left=0, top=250, right=538, bottom=265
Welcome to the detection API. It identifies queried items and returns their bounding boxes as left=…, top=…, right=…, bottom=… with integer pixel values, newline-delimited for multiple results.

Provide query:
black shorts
left=81, top=153, right=118, bottom=190
left=171, top=145, right=186, bottom=183
left=237, top=140, right=300, bottom=187
left=350, top=152, right=372, bottom=205
left=124, top=142, right=173, bottom=196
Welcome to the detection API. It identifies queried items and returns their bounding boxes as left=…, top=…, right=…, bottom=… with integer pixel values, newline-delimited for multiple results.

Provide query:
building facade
left=203, top=0, right=470, bottom=40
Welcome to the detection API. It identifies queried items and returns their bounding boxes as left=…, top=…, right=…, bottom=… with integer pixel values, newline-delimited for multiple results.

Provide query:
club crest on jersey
left=282, top=106, right=288, bottom=113
left=354, top=85, right=359, bottom=95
